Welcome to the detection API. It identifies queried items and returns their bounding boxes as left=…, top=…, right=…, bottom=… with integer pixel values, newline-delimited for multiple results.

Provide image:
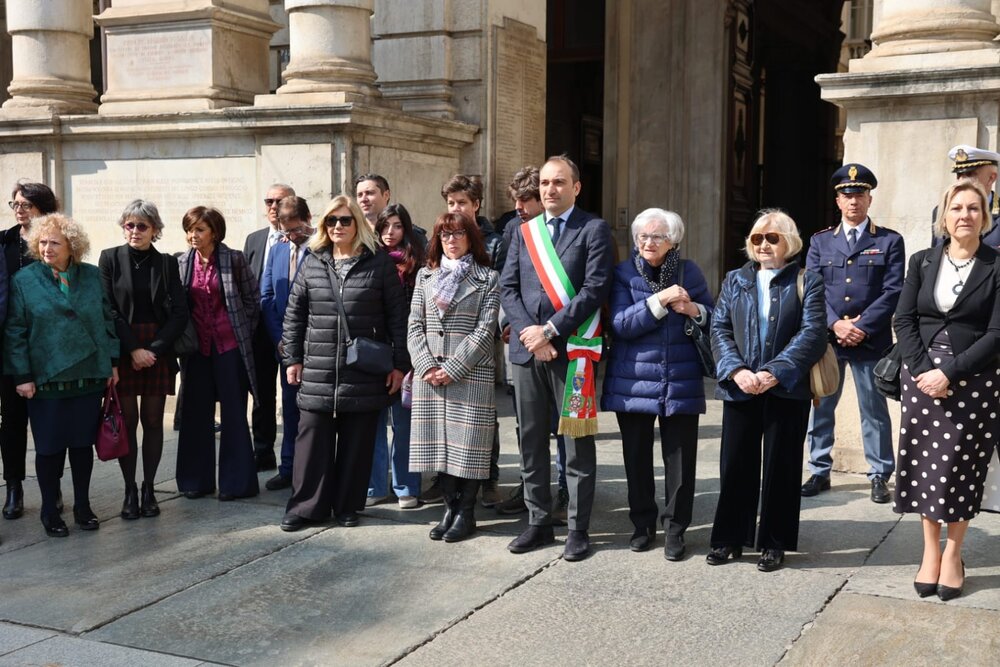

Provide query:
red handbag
left=96, top=384, right=128, bottom=461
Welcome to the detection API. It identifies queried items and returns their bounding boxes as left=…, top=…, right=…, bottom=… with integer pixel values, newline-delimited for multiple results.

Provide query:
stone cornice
left=817, top=64, right=1000, bottom=105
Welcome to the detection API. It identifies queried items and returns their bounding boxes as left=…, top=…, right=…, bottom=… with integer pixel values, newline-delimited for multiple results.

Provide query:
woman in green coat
left=4, top=213, right=119, bottom=538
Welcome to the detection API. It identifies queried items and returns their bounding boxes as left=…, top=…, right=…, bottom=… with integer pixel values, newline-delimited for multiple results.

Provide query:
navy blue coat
left=601, top=255, right=715, bottom=416
left=806, top=220, right=904, bottom=361
left=711, top=261, right=828, bottom=402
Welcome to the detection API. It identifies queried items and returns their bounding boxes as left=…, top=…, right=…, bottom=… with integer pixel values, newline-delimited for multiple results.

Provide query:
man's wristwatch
left=543, top=322, right=557, bottom=340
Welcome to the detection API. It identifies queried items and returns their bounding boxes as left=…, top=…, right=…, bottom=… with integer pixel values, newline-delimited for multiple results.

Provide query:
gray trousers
left=512, top=358, right=596, bottom=531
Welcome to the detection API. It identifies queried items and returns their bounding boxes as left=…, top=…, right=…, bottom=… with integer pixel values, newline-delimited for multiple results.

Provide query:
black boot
left=443, top=478, right=479, bottom=543
left=140, top=481, right=160, bottom=517
left=3, top=480, right=23, bottom=520
left=429, top=474, right=458, bottom=541
left=121, top=483, right=140, bottom=520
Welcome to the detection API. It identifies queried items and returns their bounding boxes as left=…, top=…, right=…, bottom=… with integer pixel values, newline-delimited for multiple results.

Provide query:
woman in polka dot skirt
left=893, top=178, right=1000, bottom=602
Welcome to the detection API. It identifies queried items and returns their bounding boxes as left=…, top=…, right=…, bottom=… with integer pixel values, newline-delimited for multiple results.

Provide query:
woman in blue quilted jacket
left=601, top=208, right=713, bottom=561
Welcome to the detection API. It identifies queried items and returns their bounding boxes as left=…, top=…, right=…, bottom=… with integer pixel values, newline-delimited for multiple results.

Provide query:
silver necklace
left=945, top=248, right=974, bottom=296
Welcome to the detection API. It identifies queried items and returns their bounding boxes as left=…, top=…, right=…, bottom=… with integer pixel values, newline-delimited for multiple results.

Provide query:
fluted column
left=1, top=0, right=97, bottom=117
left=866, top=0, right=1000, bottom=59
left=257, top=0, right=381, bottom=106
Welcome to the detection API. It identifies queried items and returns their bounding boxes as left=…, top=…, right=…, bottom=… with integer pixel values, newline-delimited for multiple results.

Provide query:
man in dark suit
left=932, top=145, right=1000, bottom=248
left=500, top=155, right=614, bottom=561
left=243, top=182, right=295, bottom=471
left=802, top=164, right=905, bottom=503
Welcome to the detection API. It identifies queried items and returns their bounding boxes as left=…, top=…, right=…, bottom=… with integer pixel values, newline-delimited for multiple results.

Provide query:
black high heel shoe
left=936, top=561, right=965, bottom=601
left=913, top=580, right=937, bottom=598
left=705, top=545, right=743, bottom=565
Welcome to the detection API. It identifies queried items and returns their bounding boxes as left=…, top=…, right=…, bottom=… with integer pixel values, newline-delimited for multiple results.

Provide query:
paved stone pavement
left=0, top=389, right=999, bottom=666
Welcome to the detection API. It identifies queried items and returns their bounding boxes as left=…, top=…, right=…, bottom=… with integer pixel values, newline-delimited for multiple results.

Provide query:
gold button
left=846, top=278, right=852, bottom=283
left=843, top=315, right=851, bottom=320
left=847, top=260, right=853, bottom=265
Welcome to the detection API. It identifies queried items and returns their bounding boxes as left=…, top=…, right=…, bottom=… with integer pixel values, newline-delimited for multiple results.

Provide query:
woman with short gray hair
left=602, top=208, right=714, bottom=560
left=99, top=199, right=189, bottom=520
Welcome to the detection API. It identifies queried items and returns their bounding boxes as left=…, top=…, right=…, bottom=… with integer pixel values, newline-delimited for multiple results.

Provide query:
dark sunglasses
left=750, top=232, right=781, bottom=246
left=325, top=215, right=354, bottom=227
left=124, top=222, right=151, bottom=232
left=264, top=198, right=281, bottom=207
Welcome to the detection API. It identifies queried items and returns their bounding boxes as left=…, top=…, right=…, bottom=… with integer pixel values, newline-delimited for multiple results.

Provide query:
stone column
left=96, top=1, right=279, bottom=114
left=1, top=0, right=97, bottom=117
left=256, top=0, right=381, bottom=106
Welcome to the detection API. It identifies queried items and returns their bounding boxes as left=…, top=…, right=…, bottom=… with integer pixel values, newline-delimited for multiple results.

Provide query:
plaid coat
left=407, top=263, right=500, bottom=479
left=177, top=245, right=260, bottom=401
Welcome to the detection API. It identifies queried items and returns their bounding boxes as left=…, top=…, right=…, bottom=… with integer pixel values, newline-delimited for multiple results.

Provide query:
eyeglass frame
left=325, top=215, right=354, bottom=228
left=8, top=200, right=36, bottom=211
left=439, top=229, right=467, bottom=241
left=749, top=232, right=782, bottom=246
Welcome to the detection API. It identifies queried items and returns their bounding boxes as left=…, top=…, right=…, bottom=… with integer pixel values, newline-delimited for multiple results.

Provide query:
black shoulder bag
left=326, top=260, right=394, bottom=376
left=677, top=262, right=717, bottom=379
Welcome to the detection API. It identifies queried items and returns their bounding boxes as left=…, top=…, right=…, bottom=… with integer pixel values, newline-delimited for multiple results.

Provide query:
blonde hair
left=934, top=178, right=991, bottom=239
left=744, top=209, right=803, bottom=262
left=309, top=195, right=378, bottom=255
left=27, top=213, right=90, bottom=264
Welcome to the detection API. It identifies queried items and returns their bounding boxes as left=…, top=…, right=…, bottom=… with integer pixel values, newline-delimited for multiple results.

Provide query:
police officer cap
left=831, top=163, right=877, bottom=194
left=948, top=144, right=1000, bottom=174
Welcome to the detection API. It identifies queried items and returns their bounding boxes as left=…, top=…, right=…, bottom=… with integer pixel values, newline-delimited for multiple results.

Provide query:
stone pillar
left=256, top=0, right=382, bottom=106
left=95, top=0, right=280, bottom=114
left=1, top=0, right=97, bottom=117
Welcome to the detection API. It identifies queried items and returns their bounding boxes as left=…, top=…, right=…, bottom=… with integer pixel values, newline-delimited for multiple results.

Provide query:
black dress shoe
left=507, top=524, right=555, bottom=554
left=280, top=512, right=312, bottom=532
left=336, top=512, right=360, bottom=527
left=217, top=493, right=235, bottom=502
left=255, top=449, right=277, bottom=472
left=629, top=527, right=655, bottom=552
left=121, top=483, right=140, bottom=520
left=757, top=549, right=785, bottom=572
left=3, top=480, right=24, bottom=520
left=182, top=490, right=208, bottom=499
left=706, top=545, right=743, bottom=565
left=41, top=514, right=68, bottom=538
left=870, top=477, right=891, bottom=504
left=913, top=580, right=937, bottom=598
left=265, top=473, right=292, bottom=491
left=800, top=474, right=831, bottom=497
left=665, top=533, right=686, bottom=561
left=73, top=507, right=100, bottom=531
left=563, top=529, right=590, bottom=562
left=937, top=561, right=965, bottom=601
left=140, top=481, right=160, bottom=517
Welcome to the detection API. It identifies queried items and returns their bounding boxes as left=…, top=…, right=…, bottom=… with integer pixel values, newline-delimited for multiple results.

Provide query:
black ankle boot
left=3, top=480, right=24, bottom=520
left=429, top=474, right=458, bottom=540
left=121, top=483, right=140, bottom=520
left=140, top=481, right=160, bottom=517
left=443, top=478, right=479, bottom=543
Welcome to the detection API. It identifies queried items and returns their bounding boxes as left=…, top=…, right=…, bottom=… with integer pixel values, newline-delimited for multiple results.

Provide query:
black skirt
left=117, top=322, right=177, bottom=397
left=28, top=392, right=103, bottom=455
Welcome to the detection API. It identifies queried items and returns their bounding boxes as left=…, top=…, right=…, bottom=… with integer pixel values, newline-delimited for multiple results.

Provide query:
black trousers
left=0, top=375, right=29, bottom=481
left=710, top=394, right=810, bottom=552
left=617, top=411, right=699, bottom=536
left=286, top=408, right=379, bottom=520
left=250, top=324, right=279, bottom=454
left=176, top=347, right=259, bottom=497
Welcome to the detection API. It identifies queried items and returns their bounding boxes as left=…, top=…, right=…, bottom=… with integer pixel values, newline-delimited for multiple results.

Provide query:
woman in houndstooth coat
left=408, top=212, right=500, bottom=543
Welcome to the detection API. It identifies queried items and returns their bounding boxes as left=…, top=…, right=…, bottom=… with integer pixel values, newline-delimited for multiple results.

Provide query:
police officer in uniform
left=932, top=145, right=1000, bottom=248
left=801, top=164, right=905, bottom=503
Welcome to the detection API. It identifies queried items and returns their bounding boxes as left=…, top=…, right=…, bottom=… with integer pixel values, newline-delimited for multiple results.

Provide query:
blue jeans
left=806, top=357, right=894, bottom=480
left=367, top=401, right=420, bottom=498
left=278, top=368, right=300, bottom=479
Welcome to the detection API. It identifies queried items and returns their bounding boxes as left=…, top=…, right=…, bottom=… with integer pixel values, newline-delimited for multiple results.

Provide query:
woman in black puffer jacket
left=279, top=194, right=409, bottom=531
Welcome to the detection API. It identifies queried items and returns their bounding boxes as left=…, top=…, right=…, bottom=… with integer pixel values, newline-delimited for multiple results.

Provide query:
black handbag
left=873, top=343, right=901, bottom=401
left=676, top=263, right=716, bottom=378
left=327, top=261, right=394, bottom=376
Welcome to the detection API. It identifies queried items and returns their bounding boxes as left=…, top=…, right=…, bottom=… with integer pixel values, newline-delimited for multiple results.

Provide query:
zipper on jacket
left=334, top=278, right=343, bottom=418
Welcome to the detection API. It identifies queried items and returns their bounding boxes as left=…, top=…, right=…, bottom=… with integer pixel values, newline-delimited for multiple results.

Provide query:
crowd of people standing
left=0, top=145, right=998, bottom=604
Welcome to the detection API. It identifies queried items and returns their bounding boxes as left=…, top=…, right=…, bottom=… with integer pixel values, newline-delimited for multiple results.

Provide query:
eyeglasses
left=124, top=222, right=151, bottom=232
left=637, top=234, right=667, bottom=246
left=325, top=215, right=354, bottom=227
left=439, top=229, right=467, bottom=241
left=8, top=201, right=35, bottom=211
left=750, top=232, right=782, bottom=246
left=264, top=198, right=281, bottom=207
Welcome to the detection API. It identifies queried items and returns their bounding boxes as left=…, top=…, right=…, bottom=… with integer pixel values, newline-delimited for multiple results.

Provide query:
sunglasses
left=264, top=198, right=281, bottom=207
left=750, top=232, right=781, bottom=246
left=124, top=222, right=151, bottom=232
left=325, top=215, right=354, bottom=227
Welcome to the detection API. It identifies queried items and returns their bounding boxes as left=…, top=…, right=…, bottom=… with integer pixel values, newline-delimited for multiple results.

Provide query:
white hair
left=630, top=208, right=685, bottom=247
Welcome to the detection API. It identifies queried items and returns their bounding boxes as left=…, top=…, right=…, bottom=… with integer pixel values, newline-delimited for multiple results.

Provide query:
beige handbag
left=796, top=270, right=840, bottom=399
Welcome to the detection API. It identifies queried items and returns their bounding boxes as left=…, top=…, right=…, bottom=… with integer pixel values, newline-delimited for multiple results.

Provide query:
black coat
left=894, top=244, right=1000, bottom=381
left=98, top=245, right=189, bottom=366
left=281, top=246, right=409, bottom=413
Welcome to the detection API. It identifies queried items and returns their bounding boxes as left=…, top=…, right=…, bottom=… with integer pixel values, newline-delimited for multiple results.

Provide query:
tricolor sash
left=522, top=215, right=602, bottom=437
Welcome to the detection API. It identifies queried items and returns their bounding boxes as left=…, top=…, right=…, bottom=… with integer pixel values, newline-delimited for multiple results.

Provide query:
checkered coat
left=407, top=263, right=500, bottom=479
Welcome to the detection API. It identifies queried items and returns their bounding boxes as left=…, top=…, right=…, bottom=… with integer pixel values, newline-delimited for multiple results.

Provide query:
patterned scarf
left=634, top=247, right=680, bottom=292
left=52, top=267, right=71, bottom=295
left=433, top=254, right=472, bottom=315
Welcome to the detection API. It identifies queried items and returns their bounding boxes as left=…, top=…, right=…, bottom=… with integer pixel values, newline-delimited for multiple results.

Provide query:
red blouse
left=190, top=253, right=238, bottom=356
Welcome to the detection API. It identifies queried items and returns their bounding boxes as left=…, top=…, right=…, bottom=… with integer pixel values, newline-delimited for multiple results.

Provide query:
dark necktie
left=847, top=228, right=857, bottom=250
left=549, top=217, right=562, bottom=245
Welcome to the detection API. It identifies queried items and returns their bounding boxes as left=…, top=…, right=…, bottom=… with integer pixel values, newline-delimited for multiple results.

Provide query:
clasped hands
left=423, top=368, right=453, bottom=386
left=131, top=348, right=157, bottom=371
left=657, top=285, right=698, bottom=317
left=520, top=324, right=558, bottom=362
left=832, top=317, right=867, bottom=347
left=732, top=368, right=779, bottom=395
left=914, top=368, right=949, bottom=399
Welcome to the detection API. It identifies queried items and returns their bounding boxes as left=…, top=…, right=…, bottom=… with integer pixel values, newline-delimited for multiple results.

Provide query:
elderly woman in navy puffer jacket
left=706, top=209, right=827, bottom=573
left=602, top=208, right=714, bottom=562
